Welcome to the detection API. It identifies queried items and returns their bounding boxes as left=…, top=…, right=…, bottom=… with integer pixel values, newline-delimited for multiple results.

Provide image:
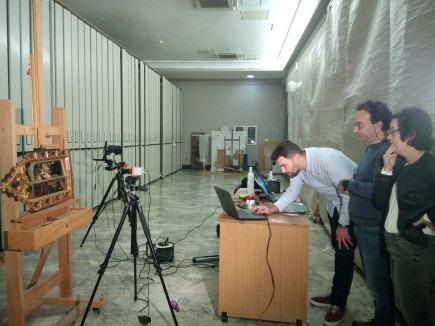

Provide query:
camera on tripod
left=94, top=142, right=144, bottom=176
left=106, top=144, right=122, bottom=156
left=93, top=141, right=122, bottom=169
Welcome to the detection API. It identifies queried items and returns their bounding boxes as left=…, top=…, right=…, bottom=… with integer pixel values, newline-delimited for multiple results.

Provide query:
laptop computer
left=214, top=186, right=267, bottom=221
left=254, top=174, right=309, bottom=214
left=253, top=161, right=265, bottom=178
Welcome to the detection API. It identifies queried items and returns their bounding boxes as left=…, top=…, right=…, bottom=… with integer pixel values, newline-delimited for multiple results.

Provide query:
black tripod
left=80, top=162, right=130, bottom=247
left=80, top=176, right=178, bottom=326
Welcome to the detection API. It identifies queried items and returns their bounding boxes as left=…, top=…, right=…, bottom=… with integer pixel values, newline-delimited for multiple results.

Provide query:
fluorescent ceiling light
left=275, top=0, right=319, bottom=69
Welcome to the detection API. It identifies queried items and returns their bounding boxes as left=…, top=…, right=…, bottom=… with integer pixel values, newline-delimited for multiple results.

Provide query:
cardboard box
left=232, top=150, right=244, bottom=168
left=217, top=149, right=226, bottom=171
left=258, top=140, right=281, bottom=171
left=225, top=155, right=232, bottom=167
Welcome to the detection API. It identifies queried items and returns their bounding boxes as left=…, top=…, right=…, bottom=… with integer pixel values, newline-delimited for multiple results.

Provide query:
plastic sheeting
left=286, top=0, right=435, bottom=162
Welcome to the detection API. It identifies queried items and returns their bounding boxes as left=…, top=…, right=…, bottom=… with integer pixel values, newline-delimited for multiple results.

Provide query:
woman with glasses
left=373, top=107, right=435, bottom=326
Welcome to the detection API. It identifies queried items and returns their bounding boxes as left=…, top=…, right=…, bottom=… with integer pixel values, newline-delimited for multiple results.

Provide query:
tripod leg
left=80, top=203, right=131, bottom=325
left=131, top=201, right=139, bottom=301
left=80, top=175, right=117, bottom=247
left=135, top=200, right=179, bottom=326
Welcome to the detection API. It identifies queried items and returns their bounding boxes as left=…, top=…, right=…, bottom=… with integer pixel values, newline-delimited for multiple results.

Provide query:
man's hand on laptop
left=252, top=204, right=279, bottom=215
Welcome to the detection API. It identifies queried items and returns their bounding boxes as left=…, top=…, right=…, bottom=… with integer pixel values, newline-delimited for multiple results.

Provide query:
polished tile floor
left=1, top=169, right=388, bottom=325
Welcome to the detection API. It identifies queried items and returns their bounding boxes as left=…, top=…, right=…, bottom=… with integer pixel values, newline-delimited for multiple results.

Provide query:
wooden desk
left=217, top=212, right=310, bottom=324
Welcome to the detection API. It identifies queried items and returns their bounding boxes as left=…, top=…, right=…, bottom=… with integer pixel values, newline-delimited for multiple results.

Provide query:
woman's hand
left=383, top=144, right=398, bottom=172
left=413, top=216, right=435, bottom=231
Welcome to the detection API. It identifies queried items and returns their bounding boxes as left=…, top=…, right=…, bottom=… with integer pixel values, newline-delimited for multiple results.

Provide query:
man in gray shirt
left=253, top=141, right=357, bottom=326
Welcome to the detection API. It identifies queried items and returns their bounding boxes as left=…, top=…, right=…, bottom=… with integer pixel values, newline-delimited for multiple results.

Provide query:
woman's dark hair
left=393, top=107, right=433, bottom=150
left=271, top=140, right=304, bottom=160
left=356, top=100, right=392, bottom=132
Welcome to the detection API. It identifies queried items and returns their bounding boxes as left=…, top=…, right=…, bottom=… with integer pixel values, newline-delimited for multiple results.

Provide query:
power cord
left=259, top=218, right=275, bottom=319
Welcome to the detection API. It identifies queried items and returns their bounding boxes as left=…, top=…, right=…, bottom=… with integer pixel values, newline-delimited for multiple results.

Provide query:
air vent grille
left=215, top=52, right=242, bottom=60
left=193, top=0, right=237, bottom=10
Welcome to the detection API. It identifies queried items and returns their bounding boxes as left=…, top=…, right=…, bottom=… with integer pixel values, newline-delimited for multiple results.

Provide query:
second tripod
left=80, top=176, right=179, bottom=325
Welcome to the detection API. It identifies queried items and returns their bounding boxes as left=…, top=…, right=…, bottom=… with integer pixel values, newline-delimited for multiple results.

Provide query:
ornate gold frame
left=1, top=149, right=73, bottom=212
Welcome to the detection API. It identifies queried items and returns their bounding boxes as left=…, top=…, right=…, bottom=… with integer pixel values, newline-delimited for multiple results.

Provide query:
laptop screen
left=253, top=161, right=264, bottom=178
left=254, top=174, right=273, bottom=201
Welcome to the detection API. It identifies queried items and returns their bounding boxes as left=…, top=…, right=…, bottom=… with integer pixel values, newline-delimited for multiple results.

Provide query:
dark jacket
left=373, top=152, right=435, bottom=247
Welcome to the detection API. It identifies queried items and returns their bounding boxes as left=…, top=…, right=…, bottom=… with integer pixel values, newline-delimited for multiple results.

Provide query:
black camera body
left=106, top=145, right=122, bottom=156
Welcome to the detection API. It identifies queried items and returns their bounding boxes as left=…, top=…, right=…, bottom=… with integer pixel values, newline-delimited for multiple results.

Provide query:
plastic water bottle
left=247, top=166, right=254, bottom=195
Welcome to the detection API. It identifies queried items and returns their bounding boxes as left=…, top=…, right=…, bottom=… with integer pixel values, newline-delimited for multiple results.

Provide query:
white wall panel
left=6, top=0, right=21, bottom=103
left=77, top=19, right=86, bottom=148
left=76, top=150, right=86, bottom=207
left=71, top=14, right=79, bottom=149
left=163, top=143, right=172, bottom=176
left=90, top=28, right=98, bottom=147
left=132, top=58, right=139, bottom=165
left=146, top=145, right=160, bottom=183
left=83, top=149, right=93, bottom=207
left=96, top=32, right=103, bottom=147
left=7, top=0, right=32, bottom=150
left=144, top=66, right=161, bottom=180
left=70, top=150, right=80, bottom=201
left=139, top=62, right=146, bottom=163
left=91, top=148, right=102, bottom=206
left=53, top=3, right=65, bottom=108
left=113, top=44, right=121, bottom=144
left=0, top=0, right=8, bottom=99
left=134, top=61, right=141, bottom=167
left=84, top=23, right=92, bottom=147
left=101, top=36, right=109, bottom=146
left=172, top=86, right=183, bottom=172
left=161, top=78, right=172, bottom=176
left=121, top=49, right=129, bottom=149
left=146, top=67, right=161, bottom=145
left=121, top=49, right=139, bottom=168
left=162, top=77, right=172, bottom=143
left=63, top=9, right=73, bottom=148
left=107, top=40, right=114, bottom=144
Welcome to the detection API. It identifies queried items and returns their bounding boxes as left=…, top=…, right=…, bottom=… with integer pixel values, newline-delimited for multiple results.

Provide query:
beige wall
left=172, top=79, right=286, bottom=167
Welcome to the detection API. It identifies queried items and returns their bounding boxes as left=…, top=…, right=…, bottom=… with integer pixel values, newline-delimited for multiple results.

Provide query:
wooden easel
left=0, top=1, right=106, bottom=324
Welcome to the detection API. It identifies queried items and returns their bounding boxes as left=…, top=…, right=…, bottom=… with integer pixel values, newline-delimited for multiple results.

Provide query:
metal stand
left=224, top=130, right=241, bottom=171
left=80, top=166, right=129, bottom=247
left=80, top=176, right=178, bottom=326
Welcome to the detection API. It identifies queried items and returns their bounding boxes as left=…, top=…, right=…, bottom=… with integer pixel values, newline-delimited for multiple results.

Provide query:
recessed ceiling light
left=246, top=74, right=255, bottom=79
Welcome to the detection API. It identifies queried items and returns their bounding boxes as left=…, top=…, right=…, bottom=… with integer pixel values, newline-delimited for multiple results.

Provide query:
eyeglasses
left=387, top=128, right=400, bottom=136
left=353, top=122, right=374, bottom=130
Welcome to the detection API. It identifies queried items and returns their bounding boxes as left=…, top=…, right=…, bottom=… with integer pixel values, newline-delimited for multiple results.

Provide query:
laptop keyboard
left=282, top=202, right=309, bottom=214
left=237, top=209, right=266, bottom=219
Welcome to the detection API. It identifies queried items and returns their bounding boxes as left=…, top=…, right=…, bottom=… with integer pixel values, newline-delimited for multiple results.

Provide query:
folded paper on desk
left=255, top=174, right=309, bottom=214
left=214, top=186, right=267, bottom=221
